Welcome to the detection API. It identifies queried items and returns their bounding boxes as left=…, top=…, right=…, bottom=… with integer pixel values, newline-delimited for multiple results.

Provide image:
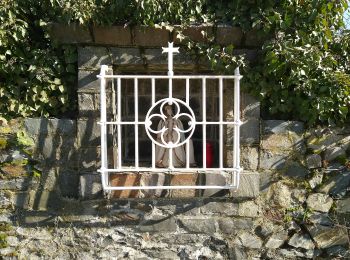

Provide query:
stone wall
left=1, top=117, right=349, bottom=258
left=0, top=25, right=349, bottom=258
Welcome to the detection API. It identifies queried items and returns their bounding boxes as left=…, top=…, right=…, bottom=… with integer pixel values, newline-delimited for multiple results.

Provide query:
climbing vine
left=0, top=0, right=349, bottom=125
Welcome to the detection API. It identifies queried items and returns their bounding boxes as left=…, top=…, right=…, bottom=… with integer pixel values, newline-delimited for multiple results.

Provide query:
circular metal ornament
left=145, top=98, right=196, bottom=148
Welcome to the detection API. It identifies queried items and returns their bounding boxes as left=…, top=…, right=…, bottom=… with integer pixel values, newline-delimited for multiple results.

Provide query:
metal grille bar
left=98, top=44, right=242, bottom=191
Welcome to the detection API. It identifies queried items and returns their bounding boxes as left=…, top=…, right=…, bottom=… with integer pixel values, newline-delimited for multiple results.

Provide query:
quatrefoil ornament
left=145, top=98, right=196, bottom=148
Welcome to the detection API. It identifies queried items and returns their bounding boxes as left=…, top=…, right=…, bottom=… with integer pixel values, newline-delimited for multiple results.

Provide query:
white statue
left=155, top=104, right=196, bottom=168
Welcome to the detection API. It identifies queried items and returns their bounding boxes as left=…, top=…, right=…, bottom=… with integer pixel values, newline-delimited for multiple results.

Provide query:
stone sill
left=80, top=170, right=259, bottom=201
left=48, top=23, right=266, bottom=47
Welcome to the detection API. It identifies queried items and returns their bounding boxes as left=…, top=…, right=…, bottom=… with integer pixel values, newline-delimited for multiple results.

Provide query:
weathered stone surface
left=110, top=47, right=143, bottom=65
left=318, top=171, right=350, bottom=197
left=140, top=173, right=167, bottom=198
left=79, top=173, right=102, bottom=199
left=291, top=188, right=307, bottom=204
left=78, top=69, right=100, bottom=89
left=335, top=198, right=350, bottom=213
left=306, top=154, right=322, bottom=169
left=306, top=193, right=333, bottom=213
left=110, top=174, right=141, bottom=199
left=307, top=225, right=348, bottom=249
left=263, top=120, right=304, bottom=135
left=216, top=25, right=243, bottom=46
left=170, top=173, right=198, bottom=198
left=201, top=173, right=228, bottom=197
left=179, top=219, right=216, bottom=234
left=232, top=172, right=259, bottom=199
left=240, top=146, right=259, bottom=170
left=137, top=216, right=177, bottom=232
left=267, top=181, right=292, bottom=208
left=78, top=47, right=111, bottom=69
left=24, top=118, right=76, bottom=136
left=288, top=233, right=315, bottom=250
left=200, top=201, right=239, bottom=215
left=259, top=150, right=288, bottom=170
left=308, top=212, right=333, bottom=226
left=77, top=118, right=102, bottom=147
left=57, top=169, right=80, bottom=198
left=308, top=171, right=323, bottom=189
left=0, top=165, right=28, bottom=178
left=48, top=23, right=92, bottom=44
left=134, top=26, right=169, bottom=46
left=228, top=246, right=248, bottom=260
left=324, top=146, right=347, bottom=161
left=238, top=200, right=259, bottom=217
left=241, top=93, right=260, bottom=118
left=239, top=118, right=260, bottom=145
left=235, top=231, right=263, bottom=249
left=218, top=218, right=253, bottom=234
left=306, top=132, right=343, bottom=153
left=93, top=26, right=132, bottom=45
left=283, top=161, right=309, bottom=179
left=261, top=134, right=302, bottom=151
left=175, top=26, right=214, bottom=43
left=326, top=245, right=350, bottom=258
left=79, top=147, right=101, bottom=171
left=264, top=231, right=289, bottom=249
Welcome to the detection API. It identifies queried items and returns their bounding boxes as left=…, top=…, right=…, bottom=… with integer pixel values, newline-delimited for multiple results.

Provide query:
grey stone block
left=307, top=225, right=348, bottom=249
left=240, top=146, right=259, bottom=170
left=137, top=216, right=177, bottom=232
left=79, top=173, right=103, bottom=199
left=306, top=154, right=322, bottom=169
left=201, top=172, right=230, bottom=197
left=24, top=118, right=76, bottom=136
left=263, top=120, right=304, bottom=135
left=58, top=169, right=80, bottom=198
left=259, top=150, right=288, bottom=170
left=77, top=119, right=101, bottom=147
left=78, top=47, right=111, bottom=69
left=178, top=218, right=216, bottom=234
left=200, top=201, right=239, bottom=215
left=232, top=172, right=259, bottom=199
left=238, top=200, right=259, bottom=217
left=78, top=69, right=100, bottom=89
left=0, top=178, right=38, bottom=191
left=218, top=218, right=253, bottom=234
left=93, top=25, right=132, bottom=45
left=226, top=118, right=260, bottom=145
left=134, top=26, right=170, bottom=46
left=79, top=147, right=101, bottom=171
left=241, top=92, right=260, bottom=118
left=110, top=47, right=143, bottom=65
left=240, top=118, right=260, bottom=145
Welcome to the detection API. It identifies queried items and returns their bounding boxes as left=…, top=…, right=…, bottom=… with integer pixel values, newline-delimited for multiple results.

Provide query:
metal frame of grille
left=98, top=43, right=243, bottom=191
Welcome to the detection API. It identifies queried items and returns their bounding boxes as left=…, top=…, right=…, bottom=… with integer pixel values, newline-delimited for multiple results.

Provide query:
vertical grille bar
left=219, top=78, right=223, bottom=168
left=234, top=68, right=241, bottom=187
left=151, top=78, right=156, bottom=169
left=185, top=78, right=190, bottom=169
left=202, top=78, right=207, bottom=169
left=99, top=65, right=109, bottom=188
left=134, top=78, right=139, bottom=168
left=117, top=77, right=122, bottom=168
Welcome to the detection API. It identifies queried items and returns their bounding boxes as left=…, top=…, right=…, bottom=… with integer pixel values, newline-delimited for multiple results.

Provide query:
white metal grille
left=98, top=43, right=243, bottom=191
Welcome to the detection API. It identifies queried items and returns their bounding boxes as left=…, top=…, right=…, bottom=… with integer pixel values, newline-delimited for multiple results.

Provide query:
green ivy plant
left=0, top=0, right=349, bottom=126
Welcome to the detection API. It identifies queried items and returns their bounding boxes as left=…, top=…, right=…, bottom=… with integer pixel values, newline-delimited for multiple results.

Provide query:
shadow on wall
left=16, top=118, right=79, bottom=212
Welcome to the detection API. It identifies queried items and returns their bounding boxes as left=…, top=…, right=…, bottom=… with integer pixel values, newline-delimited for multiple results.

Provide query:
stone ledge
left=49, top=23, right=263, bottom=48
left=79, top=171, right=259, bottom=200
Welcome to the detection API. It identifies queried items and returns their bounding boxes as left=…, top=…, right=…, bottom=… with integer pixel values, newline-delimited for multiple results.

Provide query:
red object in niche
left=206, top=142, right=214, bottom=168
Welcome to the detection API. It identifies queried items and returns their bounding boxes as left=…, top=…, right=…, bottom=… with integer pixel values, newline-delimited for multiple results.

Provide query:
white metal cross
left=162, top=42, right=179, bottom=76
